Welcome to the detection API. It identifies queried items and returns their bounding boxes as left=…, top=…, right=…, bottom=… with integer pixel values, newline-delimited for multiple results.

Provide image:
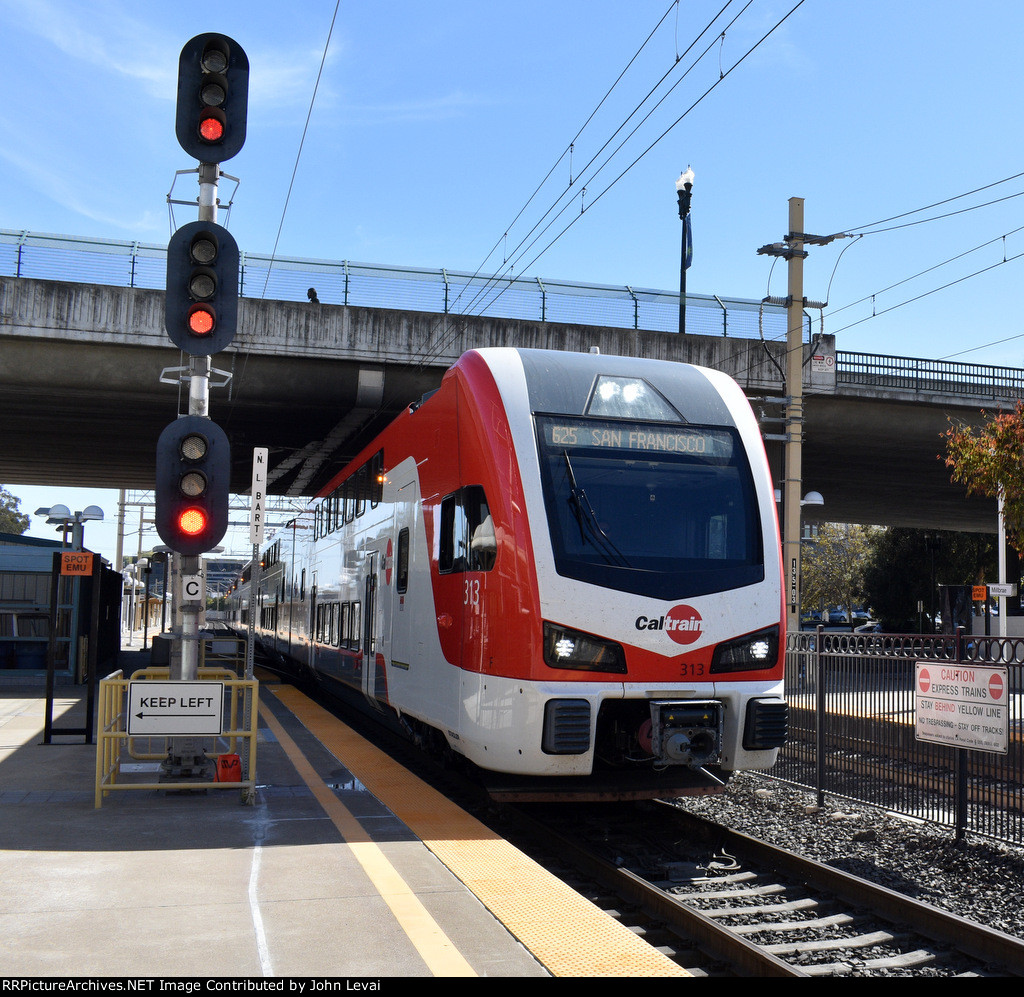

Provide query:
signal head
left=155, top=416, right=231, bottom=556
left=176, top=33, right=248, bottom=163
left=165, top=220, right=239, bottom=355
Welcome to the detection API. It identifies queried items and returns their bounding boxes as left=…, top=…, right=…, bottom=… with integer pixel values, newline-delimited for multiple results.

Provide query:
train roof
left=488, top=347, right=738, bottom=427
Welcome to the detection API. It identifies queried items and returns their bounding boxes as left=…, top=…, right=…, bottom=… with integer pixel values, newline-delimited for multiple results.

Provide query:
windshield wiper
left=562, top=451, right=631, bottom=568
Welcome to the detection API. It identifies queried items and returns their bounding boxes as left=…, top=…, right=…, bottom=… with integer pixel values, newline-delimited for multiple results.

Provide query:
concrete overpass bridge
left=3, top=231, right=1022, bottom=535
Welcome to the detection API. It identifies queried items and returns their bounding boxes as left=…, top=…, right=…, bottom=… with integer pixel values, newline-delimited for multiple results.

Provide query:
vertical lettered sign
left=250, top=447, right=268, bottom=546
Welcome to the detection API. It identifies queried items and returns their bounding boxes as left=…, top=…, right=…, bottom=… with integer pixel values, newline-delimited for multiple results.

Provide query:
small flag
left=683, top=213, right=693, bottom=270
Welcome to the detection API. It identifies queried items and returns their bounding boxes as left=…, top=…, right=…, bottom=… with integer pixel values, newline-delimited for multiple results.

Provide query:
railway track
left=495, top=800, right=1024, bottom=976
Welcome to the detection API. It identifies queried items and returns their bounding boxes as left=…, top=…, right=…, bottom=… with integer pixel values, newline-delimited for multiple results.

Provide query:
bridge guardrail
left=837, top=351, right=1024, bottom=400
left=6, top=228, right=1024, bottom=401
left=0, top=228, right=789, bottom=338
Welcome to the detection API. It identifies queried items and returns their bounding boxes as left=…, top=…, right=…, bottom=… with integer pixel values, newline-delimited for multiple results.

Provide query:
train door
left=360, top=550, right=384, bottom=709
left=388, top=478, right=419, bottom=669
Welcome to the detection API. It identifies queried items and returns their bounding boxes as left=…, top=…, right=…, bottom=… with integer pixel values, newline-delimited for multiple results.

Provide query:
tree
left=862, top=528, right=995, bottom=631
left=0, top=485, right=29, bottom=535
left=801, top=523, right=878, bottom=625
left=944, top=401, right=1024, bottom=554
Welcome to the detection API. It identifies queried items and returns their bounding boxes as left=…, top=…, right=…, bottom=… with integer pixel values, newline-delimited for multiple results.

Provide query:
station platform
left=0, top=651, right=688, bottom=979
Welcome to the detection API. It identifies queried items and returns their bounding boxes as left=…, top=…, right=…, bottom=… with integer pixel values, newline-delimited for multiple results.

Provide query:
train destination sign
left=127, top=681, right=224, bottom=737
left=914, top=663, right=1008, bottom=754
left=543, top=418, right=734, bottom=458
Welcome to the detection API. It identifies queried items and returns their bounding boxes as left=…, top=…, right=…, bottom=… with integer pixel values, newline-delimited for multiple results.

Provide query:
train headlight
left=710, top=625, right=780, bottom=672
left=543, top=622, right=627, bottom=674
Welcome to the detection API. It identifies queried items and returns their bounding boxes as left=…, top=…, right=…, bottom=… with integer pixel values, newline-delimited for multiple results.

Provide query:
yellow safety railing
left=95, top=663, right=259, bottom=808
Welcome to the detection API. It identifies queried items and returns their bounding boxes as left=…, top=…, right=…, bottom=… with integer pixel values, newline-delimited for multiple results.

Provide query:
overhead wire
left=418, top=0, right=804, bottom=369
left=398, top=0, right=739, bottom=374
left=479, top=1, right=752, bottom=305
left=451, top=0, right=742, bottom=315
left=224, top=0, right=341, bottom=431
left=428, top=0, right=737, bottom=348
left=729, top=228, right=1024, bottom=390
left=740, top=174, right=1024, bottom=386
left=259, top=0, right=342, bottom=300
left=495, top=0, right=805, bottom=296
left=836, top=170, right=1024, bottom=236
left=459, top=0, right=685, bottom=291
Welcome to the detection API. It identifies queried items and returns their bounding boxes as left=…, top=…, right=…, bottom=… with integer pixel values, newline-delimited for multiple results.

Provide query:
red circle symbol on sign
left=665, top=604, right=704, bottom=645
left=918, top=668, right=931, bottom=693
left=989, top=672, right=1004, bottom=701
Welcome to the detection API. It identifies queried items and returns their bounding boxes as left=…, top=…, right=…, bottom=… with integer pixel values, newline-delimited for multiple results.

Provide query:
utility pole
left=784, top=197, right=805, bottom=635
left=758, top=198, right=832, bottom=634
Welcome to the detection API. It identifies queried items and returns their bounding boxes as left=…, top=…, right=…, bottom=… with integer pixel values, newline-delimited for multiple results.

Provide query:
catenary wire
left=422, top=0, right=802, bottom=367
left=837, top=170, right=1024, bottom=236
left=443, top=0, right=740, bottom=328
left=258, top=0, right=342, bottom=300
left=402, top=0, right=747, bottom=372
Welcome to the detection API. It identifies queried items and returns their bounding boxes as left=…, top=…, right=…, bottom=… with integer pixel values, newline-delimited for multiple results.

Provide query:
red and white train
left=231, top=347, right=787, bottom=799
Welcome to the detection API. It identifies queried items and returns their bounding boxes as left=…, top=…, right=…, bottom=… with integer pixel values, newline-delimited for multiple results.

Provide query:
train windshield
left=535, top=415, right=764, bottom=599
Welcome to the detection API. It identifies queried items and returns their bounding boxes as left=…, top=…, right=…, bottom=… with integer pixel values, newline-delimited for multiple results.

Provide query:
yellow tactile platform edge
left=269, top=685, right=690, bottom=978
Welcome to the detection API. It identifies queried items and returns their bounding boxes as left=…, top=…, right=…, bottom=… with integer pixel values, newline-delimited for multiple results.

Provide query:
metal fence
left=837, top=351, right=1024, bottom=401
left=7, top=228, right=1024, bottom=401
left=780, top=629, right=1024, bottom=845
left=0, top=228, right=789, bottom=340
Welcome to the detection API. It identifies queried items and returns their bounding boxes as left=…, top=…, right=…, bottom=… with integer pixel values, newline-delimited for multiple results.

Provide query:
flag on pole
left=683, top=213, right=693, bottom=270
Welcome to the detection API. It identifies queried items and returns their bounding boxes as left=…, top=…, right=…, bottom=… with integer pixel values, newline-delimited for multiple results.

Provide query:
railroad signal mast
left=156, top=34, right=247, bottom=725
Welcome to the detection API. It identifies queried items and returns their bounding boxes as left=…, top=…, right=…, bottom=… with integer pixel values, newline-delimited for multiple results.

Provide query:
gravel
left=672, top=770, right=1024, bottom=940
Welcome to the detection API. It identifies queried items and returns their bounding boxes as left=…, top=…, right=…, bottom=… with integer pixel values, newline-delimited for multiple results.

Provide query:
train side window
left=350, top=602, right=361, bottom=648
left=396, top=528, right=410, bottom=593
left=464, top=486, right=496, bottom=571
left=439, top=487, right=495, bottom=574
left=439, top=495, right=462, bottom=572
left=370, top=451, right=384, bottom=507
left=355, top=466, right=367, bottom=519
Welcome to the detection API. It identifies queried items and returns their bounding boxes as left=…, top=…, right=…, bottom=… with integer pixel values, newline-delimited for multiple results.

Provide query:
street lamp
left=675, top=166, right=694, bottom=335
left=774, top=490, right=824, bottom=622
left=34, top=504, right=104, bottom=550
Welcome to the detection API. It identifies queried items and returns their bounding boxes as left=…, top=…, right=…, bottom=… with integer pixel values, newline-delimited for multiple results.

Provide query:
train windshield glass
left=536, top=415, right=764, bottom=599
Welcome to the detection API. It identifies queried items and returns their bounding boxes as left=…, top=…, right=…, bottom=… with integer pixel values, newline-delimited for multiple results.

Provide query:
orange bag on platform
left=215, top=754, right=241, bottom=782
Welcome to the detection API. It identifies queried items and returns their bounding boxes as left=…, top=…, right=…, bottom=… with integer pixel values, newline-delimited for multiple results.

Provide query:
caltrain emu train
left=230, top=347, right=787, bottom=800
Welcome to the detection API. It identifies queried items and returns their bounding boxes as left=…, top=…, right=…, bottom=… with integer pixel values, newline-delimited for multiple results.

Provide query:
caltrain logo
left=635, top=605, right=704, bottom=645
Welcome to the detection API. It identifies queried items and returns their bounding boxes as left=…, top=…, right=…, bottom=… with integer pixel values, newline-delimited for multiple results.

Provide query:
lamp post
left=675, top=167, right=694, bottom=335
left=35, top=504, right=104, bottom=551
left=33, top=504, right=104, bottom=677
left=775, top=490, right=824, bottom=627
left=139, top=557, right=151, bottom=650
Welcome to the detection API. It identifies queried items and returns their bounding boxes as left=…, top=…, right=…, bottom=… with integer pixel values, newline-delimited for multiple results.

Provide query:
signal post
left=155, top=34, right=248, bottom=779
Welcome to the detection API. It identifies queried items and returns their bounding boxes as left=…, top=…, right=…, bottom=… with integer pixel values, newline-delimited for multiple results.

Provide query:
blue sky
left=5, top=0, right=1024, bottom=562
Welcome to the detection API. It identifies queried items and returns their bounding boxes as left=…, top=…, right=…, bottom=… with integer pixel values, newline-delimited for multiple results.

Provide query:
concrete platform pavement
left=0, top=654, right=548, bottom=979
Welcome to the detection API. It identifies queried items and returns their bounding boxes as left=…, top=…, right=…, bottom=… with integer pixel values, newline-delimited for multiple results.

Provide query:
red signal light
left=199, top=111, right=225, bottom=143
left=187, top=304, right=215, bottom=336
left=178, top=507, right=208, bottom=537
